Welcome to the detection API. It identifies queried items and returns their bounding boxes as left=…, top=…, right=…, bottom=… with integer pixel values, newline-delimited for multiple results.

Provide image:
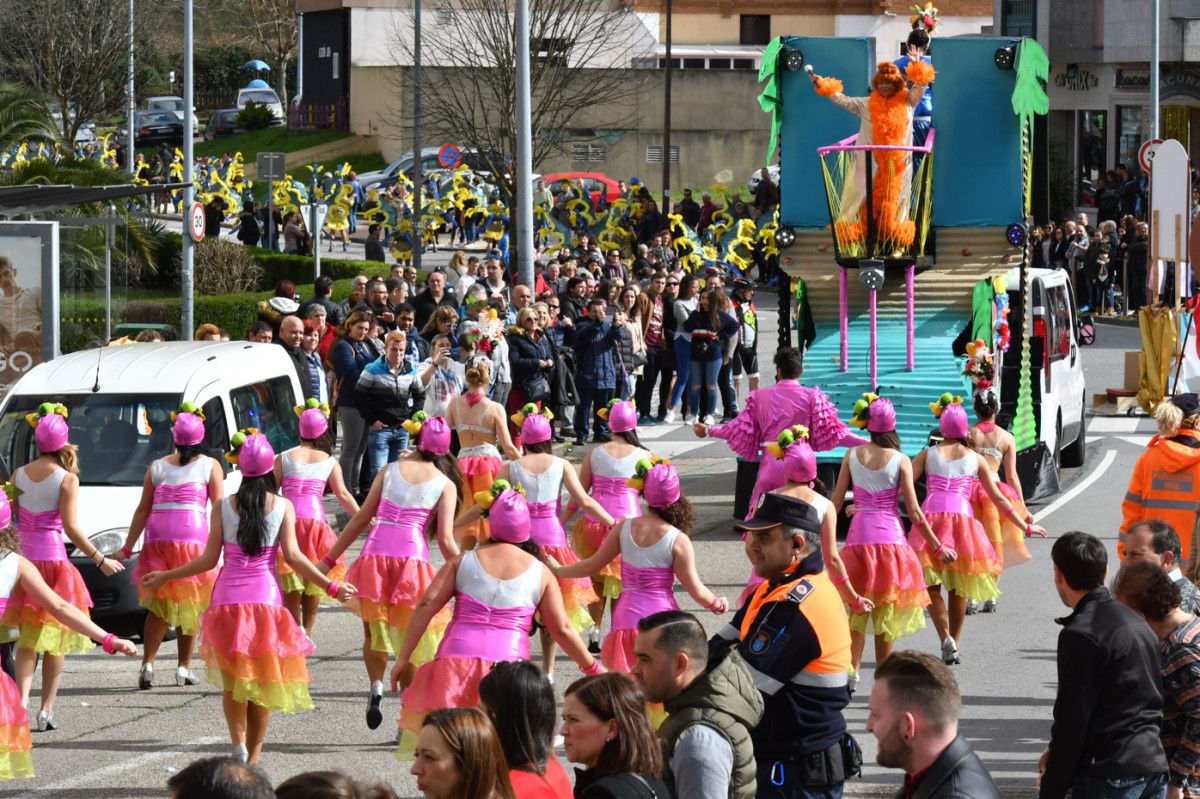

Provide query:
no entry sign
left=437, top=144, right=463, bottom=169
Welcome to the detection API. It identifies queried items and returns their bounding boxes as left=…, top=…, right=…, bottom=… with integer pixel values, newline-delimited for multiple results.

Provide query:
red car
left=541, top=172, right=623, bottom=210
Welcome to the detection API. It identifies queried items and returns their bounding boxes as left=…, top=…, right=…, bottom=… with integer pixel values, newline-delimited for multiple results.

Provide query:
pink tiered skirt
left=136, top=540, right=215, bottom=635
left=0, top=670, right=32, bottom=780
left=909, top=512, right=1002, bottom=601
left=2, top=560, right=94, bottom=655
left=841, top=542, right=930, bottom=641
left=199, top=603, right=315, bottom=712
left=278, top=518, right=346, bottom=599
left=572, top=517, right=621, bottom=598
left=970, top=481, right=1032, bottom=569
left=345, top=554, right=447, bottom=661
left=544, top=544, right=599, bottom=631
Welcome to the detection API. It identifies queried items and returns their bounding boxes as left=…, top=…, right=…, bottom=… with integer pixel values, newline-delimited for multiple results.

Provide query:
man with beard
left=866, top=651, right=999, bottom=799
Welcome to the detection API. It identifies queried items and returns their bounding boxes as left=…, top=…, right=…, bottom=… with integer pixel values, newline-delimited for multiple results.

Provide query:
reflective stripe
left=1141, top=498, right=1198, bottom=510
left=717, top=623, right=740, bottom=641
left=1124, top=492, right=1144, bottom=505
left=745, top=662, right=785, bottom=696
left=743, top=661, right=850, bottom=695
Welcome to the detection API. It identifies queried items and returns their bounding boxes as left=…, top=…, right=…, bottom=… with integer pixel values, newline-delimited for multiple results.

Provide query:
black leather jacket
left=891, top=736, right=1000, bottom=799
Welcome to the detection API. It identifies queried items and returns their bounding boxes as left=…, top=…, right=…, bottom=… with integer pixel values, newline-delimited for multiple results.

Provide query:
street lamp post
left=515, top=0, right=534, bottom=289
left=127, top=0, right=135, bottom=176
left=181, top=0, right=195, bottom=340
left=412, top=0, right=423, bottom=276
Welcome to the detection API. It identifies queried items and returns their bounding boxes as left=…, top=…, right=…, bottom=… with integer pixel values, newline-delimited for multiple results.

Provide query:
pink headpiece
left=488, top=489, right=531, bottom=543
left=783, top=439, right=817, bottom=485
left=172, top=412, right=206, bottom=446
left=416, top=416, right=451, bottom=456
left=643, top=463, right=682, bottom=507
left=299, top=408, right=329, bottom=440
left=0, top=487, right=12, bottom=529
left=33, top=413, right=70, bottom=453
left=867, top=398, right=897, bottom=434
left=521, top=413, right=552, bottom=445
left=604, top=400, right=638, bottom=434
left=236, top=433, right=275, bottom=478
left=939, top=402, right=969, bottom=439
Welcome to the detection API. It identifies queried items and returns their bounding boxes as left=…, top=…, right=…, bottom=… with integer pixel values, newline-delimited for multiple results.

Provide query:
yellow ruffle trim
left=849, top=603, right=927, bottom=642
left=205, top=668, right=314, bottom=713
left=365, top=619, right=443, bottom=665
left=14, top=623, right=94, bottom=656
left=280, top=564, right=346, bottom=602
left=0, top=749, right=34, bottom=781
left=923, top=567, right=1001, bottom=602
left=602, top=575, right=622, bottom=600
left=140, top=598, right=207, bottom=636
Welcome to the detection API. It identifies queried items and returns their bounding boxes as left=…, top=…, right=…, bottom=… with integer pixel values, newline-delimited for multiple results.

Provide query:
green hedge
left=250, top=249, right=383, bottom=289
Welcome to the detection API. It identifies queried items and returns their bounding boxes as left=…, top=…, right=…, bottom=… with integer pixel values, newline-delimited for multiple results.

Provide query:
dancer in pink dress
left=142, top=432, right=355, bottom=765
left=455, top=407, right=611, bottom=675
left=3, top=406, right=125, bottom=733
left=118, top=406, right=222, bottom=690
left=321, top=415, right=462, bottom=732
left=274, top=404, right=360, bottom=636
left=394, top=487, right=601, bottom=759
left=829, top=397, right=939, bottom=685
left=911, top=398, right=1046, bottom=665
left=0, top=491, right=137, bottom=781
left=561, top=400, right=648, bottom=652
left=556, top=461, right=727, bottom=674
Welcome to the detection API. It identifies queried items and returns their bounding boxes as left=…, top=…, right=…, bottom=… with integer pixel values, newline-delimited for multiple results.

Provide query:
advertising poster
left=0, top=222, right=59, bottom=395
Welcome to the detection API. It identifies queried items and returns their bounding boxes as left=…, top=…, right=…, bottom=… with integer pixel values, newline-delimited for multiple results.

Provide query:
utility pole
left=181, top=0, right=195, bottom=340
left=412, top=0, right=423, bottom=275
left=1151, top=0, right=1161, bottom=138
left=662, top=0, right=672, bottom=211
left=126, top=0, right=135, bottom=175
left=514, top=0, right=534, bottom=288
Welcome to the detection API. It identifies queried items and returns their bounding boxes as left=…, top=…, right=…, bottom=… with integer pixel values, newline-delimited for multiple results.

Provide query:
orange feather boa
left=867, top=90, right=915, bottom=246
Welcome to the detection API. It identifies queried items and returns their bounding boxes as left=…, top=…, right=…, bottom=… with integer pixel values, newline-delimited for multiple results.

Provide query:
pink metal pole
left=839, top=267, right=848, bottom=372
left=906, top=264, right=915, bottom=371
left=869, top=287, right=878, bottom=390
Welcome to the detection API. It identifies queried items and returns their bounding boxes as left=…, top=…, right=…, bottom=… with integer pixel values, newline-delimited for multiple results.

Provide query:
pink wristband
left=120, top=545, right=134, bottom=559
left=320, top=555, right=337, bottom=568
left=325, top=580, right=341, bottom=599
left=102, top=633, right=116, bottom=655
left=829, top=574, right=850, bottom=586
left=581, top=658, right=603, bottom=676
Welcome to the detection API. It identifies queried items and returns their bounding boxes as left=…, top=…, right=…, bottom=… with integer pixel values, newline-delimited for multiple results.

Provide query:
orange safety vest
left=1120, top=433, right=1200, bottom=564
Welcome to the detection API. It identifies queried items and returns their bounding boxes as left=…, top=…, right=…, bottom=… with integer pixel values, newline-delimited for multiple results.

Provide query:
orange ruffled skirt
left=397, top=655, right=493, bottom=759
left=1, top=560, right=94, bottom=655
left=572, top=517, right=621, bottom=599
left=458, top=464, right=500, bottom=548
left=135, top=540, right=215, bottom=635
left=544, top=544, right=598, bottom=632
left=969, top=481, right=1032, bottom=570
left=199, top=603, right=315, bottom=712
left=908, top=512, right=1001, bottom=602
left=345, top=553, right=447, bottom=662
left=278, top=518, right=346, bottom=600
left=840, top=543, right=930, bottom=641
left=0, top=670, right=32, bottom=780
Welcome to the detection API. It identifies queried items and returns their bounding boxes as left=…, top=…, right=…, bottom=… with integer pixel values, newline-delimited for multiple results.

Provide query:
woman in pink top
left=394, top=487, right=602, bottom=759
left=274, top=404, right=359, bottom=636
left=119, top=406, right=223, bottom=690
left=142, top=432, right=355, bottom=764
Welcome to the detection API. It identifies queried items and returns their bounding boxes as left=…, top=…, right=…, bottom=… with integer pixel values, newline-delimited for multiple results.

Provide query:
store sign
left=1115, top=69, right=1150, bottom=90
left=1055, top=69, right=1099, bottom=92
left=1162, top=68, right=1200, bottom=100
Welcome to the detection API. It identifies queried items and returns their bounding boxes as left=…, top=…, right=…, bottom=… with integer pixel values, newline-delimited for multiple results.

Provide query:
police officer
left=710, top=493, right=857, bottom=799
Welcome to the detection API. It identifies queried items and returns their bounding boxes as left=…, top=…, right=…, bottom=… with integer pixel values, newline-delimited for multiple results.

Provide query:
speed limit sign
left=1139, top=138, right=1163, bottom=173
left=188, top=202, right=206, bottom=242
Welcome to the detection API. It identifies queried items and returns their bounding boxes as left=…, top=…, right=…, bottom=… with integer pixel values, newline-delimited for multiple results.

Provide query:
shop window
left=1116, top=106, right=1143, bottom=170
left=1077, top=110, right=1106, bottom=201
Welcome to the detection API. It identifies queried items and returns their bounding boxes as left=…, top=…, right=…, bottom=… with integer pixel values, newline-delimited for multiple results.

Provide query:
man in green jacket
left=634, top=610, right=764, bottom=799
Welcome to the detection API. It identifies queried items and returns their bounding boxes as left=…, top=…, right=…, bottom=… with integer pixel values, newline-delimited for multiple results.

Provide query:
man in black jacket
left=868, top=650, right=999, bottom=799
left=1039, top=531, right=1168, bottom=799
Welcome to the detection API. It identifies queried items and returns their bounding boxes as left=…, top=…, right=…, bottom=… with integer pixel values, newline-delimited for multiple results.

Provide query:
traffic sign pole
left=181, top=0, right=194, bottom=341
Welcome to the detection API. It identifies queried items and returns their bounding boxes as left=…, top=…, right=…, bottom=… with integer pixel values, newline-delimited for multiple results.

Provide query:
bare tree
left=0, top=0, right=141, bottom=143
left=386, top=0, right=654, bottom=201
left=206, top=0, right=297, bottom=107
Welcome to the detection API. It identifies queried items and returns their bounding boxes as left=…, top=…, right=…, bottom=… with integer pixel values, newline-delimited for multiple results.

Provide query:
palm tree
left=0, top=82, right=59, bottom=154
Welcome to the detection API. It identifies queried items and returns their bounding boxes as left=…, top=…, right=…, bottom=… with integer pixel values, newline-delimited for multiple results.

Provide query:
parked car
left=0, top=342, right=303, bottom=637
left=49, top=103, right=97, bottom=146
left=235, top=88, right=284, bottom=126
left=144, top=96, right=200, bottom=136
left=542, top=172, right=622, bottom=210
left=359, top=147, right=500, bottom=195
left=126, top=111, right=185, bottom=148
left=205, top=108, right=244, bottom=140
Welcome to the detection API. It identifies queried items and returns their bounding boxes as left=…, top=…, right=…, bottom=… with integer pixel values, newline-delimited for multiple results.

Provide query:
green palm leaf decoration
left=757, top=37, right=785, bottom=164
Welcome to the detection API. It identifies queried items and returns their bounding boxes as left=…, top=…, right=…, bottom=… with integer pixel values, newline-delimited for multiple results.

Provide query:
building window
left=1000, top=0, right=1035, bottom=37
left=646, top=145, right=680, bottom=164
left=572, top=144, right=607, bottom=163
left=739, top=15, right=770, bottom=46
left=1116, top=106, right=1143, bottom=170
left=533, top=37, right=570, bottom=66
left=1078, top=110, right=1106, bottom=201
left=683, top=58, right=706, bottom=69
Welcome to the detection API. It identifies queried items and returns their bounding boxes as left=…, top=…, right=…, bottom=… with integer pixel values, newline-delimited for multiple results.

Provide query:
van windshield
left=0, top=394, right=181, bottom=486
left=240, top=91, right=278, bottom=106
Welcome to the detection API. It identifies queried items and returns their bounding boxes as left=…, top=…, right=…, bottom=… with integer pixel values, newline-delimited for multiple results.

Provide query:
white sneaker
left=683, top=415, right=697, bottom=425
left=941, top=636, right=960, bottom=665
left=701, top=415, right=715, bottom=425
left=175, top=666, right=199, bottom=686
left=664, top=409, right=677, bottom=424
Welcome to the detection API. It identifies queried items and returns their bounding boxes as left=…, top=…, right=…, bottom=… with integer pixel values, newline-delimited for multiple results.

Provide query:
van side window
left=200, top=397, right=231, bottom=473
left=1047, top=286, right=1072, bottom=361
left=230, top=377, right=299, bottom=454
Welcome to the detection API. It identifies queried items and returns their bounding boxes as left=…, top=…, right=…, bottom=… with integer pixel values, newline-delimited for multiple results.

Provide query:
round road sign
left=188, top=202, right=205, bottom=242
left=1139, top=138, right=1164, bottom=172
left=437, top=144, right=463, bottom=169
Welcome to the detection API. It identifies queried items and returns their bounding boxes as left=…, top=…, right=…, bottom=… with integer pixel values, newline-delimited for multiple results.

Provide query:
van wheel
left=1061, top=407, right=1086, bottom=468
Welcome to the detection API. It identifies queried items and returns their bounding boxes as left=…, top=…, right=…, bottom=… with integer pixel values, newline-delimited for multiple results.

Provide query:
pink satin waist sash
left=846, top=511, right=906, bottom=546
left=613, top=565, right=677, bottom=629
left=437, top=593, right=534, bottom=660
left=210, top=543, right=283, bottom=607
left=145, top=508, right=209, bottom=545
left=362, top=499, right=432, bottom=560
left=152, top=482, right=207, bottom=512
left=281, top=476, right=327, bottom=521
left=18, top=508, right=66, bottom=562
left=586, top=476, right=641, bottom=522
left=923, top=475, right=975, bottom=516
left=528, top=500, right=566, bottom=548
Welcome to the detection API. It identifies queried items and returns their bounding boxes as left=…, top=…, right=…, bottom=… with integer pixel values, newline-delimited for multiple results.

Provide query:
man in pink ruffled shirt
left=695, top=347, right=865, bottom=514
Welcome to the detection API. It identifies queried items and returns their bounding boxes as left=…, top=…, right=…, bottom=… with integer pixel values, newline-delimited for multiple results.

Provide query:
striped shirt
left=1162, top=615, right=1200, bottom=787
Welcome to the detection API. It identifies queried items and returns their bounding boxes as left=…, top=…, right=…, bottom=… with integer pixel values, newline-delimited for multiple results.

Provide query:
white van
left=1004, top=267, right=1087, bottom=468
left=0, top=342, right=303, bottom=633
left=235, top=88, right=285, bottom=126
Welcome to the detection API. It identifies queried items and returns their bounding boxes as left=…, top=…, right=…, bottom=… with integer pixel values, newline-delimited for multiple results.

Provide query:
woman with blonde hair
left=446, top=357, right=520, bottom=549
left=410, top=707, right=515, bottom=799
left=3, top=405, right=125, bottom=732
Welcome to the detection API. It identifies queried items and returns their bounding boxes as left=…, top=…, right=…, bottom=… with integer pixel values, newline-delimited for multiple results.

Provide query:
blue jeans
left=574, top=382, right=612, bottom=440
left=1071, top=773, right=1167, bottom=799
left=1093, top=283, right=1115, bottom=311
left=669, top=336, right=692, bottom=408
left=687, top=358, right=721, bottom=419
left=367, top=426, right=410, bottom=482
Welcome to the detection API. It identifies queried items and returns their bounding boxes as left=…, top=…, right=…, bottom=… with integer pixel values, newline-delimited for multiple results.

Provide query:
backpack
left=238, top=213, right=260, bottom=243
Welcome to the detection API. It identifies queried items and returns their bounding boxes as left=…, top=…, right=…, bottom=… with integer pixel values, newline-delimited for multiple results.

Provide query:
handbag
left=524, top=372, right=551, bottom=402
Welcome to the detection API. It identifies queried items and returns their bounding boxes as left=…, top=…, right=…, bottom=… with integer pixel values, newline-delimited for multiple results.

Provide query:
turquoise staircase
left=783, top=227, right=1019, bottom=461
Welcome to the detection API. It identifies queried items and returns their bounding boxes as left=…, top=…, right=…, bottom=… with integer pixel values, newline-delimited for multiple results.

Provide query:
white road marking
left=1087, top=416, right=1150, bottom=433
left=13, top=735, right=225, bottom=798
left=1033, top=449, right=1117, bottom=524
